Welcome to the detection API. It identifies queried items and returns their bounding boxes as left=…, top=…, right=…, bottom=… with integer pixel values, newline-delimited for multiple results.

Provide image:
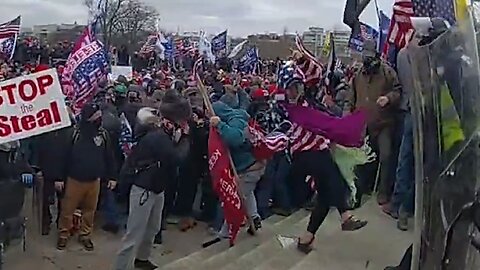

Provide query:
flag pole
left=195, top=73, right=258, bottom=244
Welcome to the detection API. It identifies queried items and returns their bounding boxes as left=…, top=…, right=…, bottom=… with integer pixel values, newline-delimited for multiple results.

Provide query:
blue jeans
left=391, top=112, right=415, bottom=215
left=102, top=188, right=120, bottom=226
left=257, top=153, right=292, bottom=218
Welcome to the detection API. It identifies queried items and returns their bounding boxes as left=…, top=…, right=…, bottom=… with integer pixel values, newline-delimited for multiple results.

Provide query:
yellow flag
left=322, top=32, right=331, bottom=57
left=455, top=0, right=468, bottom=21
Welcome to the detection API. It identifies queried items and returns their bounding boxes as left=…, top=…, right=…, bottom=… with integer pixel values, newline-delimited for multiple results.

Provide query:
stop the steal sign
left=0, top=68, right=71, bottom=144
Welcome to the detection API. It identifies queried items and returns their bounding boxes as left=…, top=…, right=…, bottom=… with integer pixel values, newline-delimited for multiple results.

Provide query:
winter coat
left=212, top=101, right=256, bottom=173
left=31, top=127, right=72, bottom=181
left=60, top=125, right=117, bottom=182
left=125, top=124, right=190, bottom=194
left=350, top=62, right=402, bottom=134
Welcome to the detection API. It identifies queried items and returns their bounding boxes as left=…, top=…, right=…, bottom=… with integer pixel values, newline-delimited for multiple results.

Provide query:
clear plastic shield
left=410, top=10, right=480, bottom=270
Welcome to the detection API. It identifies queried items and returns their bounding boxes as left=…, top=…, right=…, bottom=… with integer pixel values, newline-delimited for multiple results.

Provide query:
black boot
left=134, top=259, right=158, bottom=270
left=154, top=231, right=162, bottom=244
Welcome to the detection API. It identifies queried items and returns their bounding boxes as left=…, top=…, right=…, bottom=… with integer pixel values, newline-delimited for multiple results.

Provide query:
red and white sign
left=0, top=68, right=71, bottom=143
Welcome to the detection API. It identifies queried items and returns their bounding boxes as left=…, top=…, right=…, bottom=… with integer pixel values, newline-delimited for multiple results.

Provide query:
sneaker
left=56, top=237, right=68, bottom=250
left=134, top=259, right=158, bottom=270
left=341, top=216, right=368, bottom=231
left=101, top=223, right=120, bottom=234
left=78, top=236, right=94, bottom=251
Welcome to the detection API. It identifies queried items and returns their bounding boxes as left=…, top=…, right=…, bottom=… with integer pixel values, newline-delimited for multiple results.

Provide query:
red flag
left=208, top=127, right=245, bottom=245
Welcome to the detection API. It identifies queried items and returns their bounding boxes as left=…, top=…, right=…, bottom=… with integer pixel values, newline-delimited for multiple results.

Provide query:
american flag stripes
left=288, top=122, right=330, bottom=154
left=385, top=0, right=415, bottom=51
left=294, top=35, right=323, bottom=87
left=248, top=120, right=289, bottom=160
left=139, top=34, right=160, bottom=55
left=0, top=16, right=20, bottom=37
left=175, top=37, right=197, bottom=57
left=0, top=16, right=21, bottom=60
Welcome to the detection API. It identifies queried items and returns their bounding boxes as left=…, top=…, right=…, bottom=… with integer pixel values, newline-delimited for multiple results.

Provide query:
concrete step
left=219, top=215, right=310, bottom=270
left=197, top=210, right=310, bottom=270
left=248, top=212, right=341, bottom=270
left=287, top=200, right=413, bottom=270
left=161, top=211, right=299, bottom=269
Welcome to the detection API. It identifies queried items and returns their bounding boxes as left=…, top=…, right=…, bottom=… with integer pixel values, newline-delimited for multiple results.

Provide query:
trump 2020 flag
left=238, top=47, right=258, bottom=73
left=349, top=22, right=379, bottom=52
left=0, top=16, right=21, bottom=60
left=61, top=26, right=108, bottom=115
left=208, top=126, right=244, bottom=245
left=211, top=30, right=227, bottom=55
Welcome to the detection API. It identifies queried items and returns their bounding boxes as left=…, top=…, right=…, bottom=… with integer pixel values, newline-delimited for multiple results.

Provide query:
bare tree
left=83, top=0, right=159, bottom=48
left=112, top=0, right=159, bottom=46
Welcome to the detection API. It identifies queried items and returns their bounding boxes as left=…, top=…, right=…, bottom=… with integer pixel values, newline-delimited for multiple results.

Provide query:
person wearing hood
left=210, top=99, right=264, bottom=236
left=56, top=103, right=117, bottom=251
left=120, top=86, right=144, bottom=130
left=114, top=90, right=191, bottom=270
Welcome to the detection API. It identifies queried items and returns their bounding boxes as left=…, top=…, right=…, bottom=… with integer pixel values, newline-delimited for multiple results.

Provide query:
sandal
left=297, top=236, right=315, bottom=254
left=341, top=215, right=368, bottom=231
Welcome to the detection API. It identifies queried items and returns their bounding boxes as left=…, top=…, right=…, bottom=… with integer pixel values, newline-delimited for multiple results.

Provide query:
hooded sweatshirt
left=212, top=101, right=256, bottom=173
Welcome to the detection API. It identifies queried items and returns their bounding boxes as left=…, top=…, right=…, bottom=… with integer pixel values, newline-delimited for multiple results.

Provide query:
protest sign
left=110, top=66, right=133, bottom=81
left=0, top=69, right=71, bottom=144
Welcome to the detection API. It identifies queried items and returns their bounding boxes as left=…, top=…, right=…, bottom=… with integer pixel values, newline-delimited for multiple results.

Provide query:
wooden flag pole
left=195, top=74, right=258, bottom=243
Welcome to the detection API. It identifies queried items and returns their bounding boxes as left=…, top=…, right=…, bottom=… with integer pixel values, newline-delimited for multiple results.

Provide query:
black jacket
left=31, top=127, right=72, bottom=181
left=126, top=125, right=189, bottom=194
left=60, top=125, right=117, bottom=182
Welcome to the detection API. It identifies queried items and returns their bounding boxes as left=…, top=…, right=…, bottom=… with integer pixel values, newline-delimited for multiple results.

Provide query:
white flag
left=199, top=31, right=215, bottom=62
left=228, top=40, right=248, bottom=58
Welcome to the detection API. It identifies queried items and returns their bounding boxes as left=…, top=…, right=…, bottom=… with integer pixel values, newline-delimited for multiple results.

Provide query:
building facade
left=302, top=27, right=325, bottom=57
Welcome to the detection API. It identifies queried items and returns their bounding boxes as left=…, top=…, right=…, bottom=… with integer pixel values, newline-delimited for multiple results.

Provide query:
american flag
left=248, top=120, right=289, bottom=160
left=0, top=16, right=21, bottom=60
left=294, top=34, right=323, bottom=87
left=287, top=122, right=330, bottom=154
left=384, top=0, right=415, bottom=51
left=412, top=0, right=456, bottom=25
left=139, top=34, right=160, bottom=55
left=175, top=37, right=197, bottom=56
left=119, top=113, right=135, bottom=157
left=61, top=26, right=109, bottom=115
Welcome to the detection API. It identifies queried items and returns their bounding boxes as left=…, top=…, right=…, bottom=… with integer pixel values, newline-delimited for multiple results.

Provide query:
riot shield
left=410, top=12, right=480, bottom=270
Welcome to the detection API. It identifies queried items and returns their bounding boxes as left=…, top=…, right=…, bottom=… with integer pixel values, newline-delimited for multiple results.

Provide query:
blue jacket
left=212, top=101, right=256, bottom=173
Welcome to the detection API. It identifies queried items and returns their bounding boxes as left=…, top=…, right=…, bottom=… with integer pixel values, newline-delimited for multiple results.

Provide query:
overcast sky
left=2, top=0, right=394, bottom=37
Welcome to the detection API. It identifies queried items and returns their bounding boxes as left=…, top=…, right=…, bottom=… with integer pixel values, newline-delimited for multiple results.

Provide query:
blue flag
left=349, top=22, right=379, bottom=53
left=162, top=36, right=174, bottom=61
left=238, top=47, right=258, bottom=73
left=211, top=30, right=227, bottom=55
left=378, top=11, right=391, bottom=53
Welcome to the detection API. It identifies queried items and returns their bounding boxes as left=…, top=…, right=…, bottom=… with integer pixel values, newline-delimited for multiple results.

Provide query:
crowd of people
left=0, top=31, right=417, bottom=270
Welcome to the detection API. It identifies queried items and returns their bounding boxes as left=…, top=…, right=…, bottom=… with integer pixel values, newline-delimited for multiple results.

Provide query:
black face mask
left=363, top=56, right=381, bottom=74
